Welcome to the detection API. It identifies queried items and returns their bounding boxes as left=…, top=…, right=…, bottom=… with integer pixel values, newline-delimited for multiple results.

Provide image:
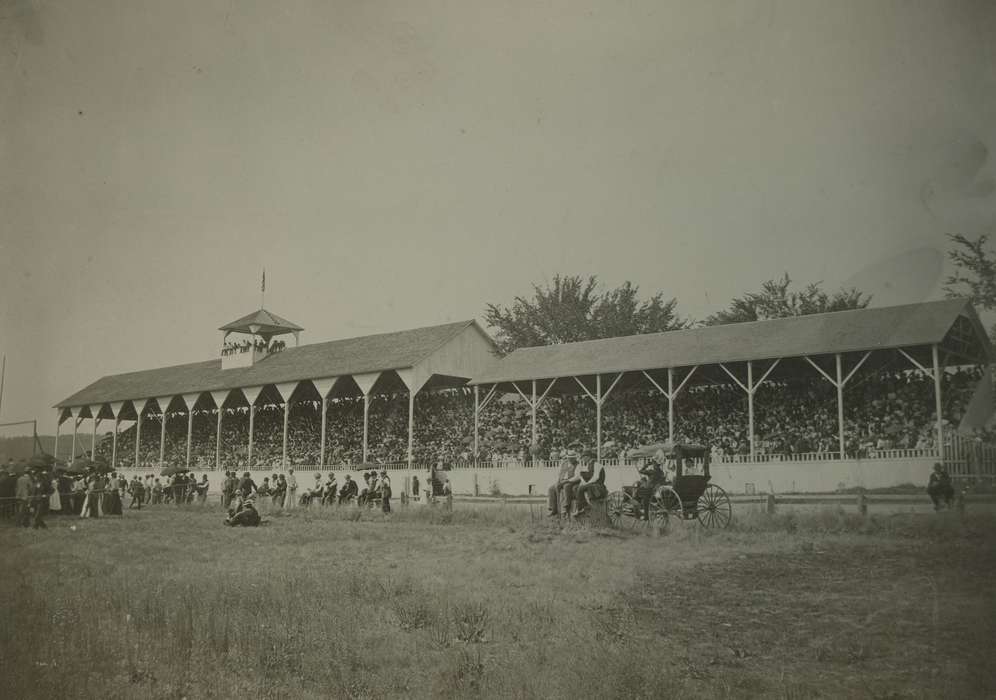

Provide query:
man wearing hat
left=379, top=470, right=392, bottom=513
left=338, top=474, right=358, bottom=504
left=14, top=467, right=34, bottom=527
left=547, top=450, right=580, bottom=518
left=225, top=496, right=260, bottom=526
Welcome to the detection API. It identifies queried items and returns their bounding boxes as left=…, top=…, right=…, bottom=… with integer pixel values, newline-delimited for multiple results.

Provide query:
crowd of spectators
left=90, top=367, right=988, bottom=468
left=221, top=338, right=287, bottom=357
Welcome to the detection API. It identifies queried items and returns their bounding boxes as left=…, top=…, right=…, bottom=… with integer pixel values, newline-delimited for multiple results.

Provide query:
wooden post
left=282, top=400, right=290, bottom=468
left=531, top=379, right=537, bottom=450
left=111, top=416, right=119, bottom=471
left=134, top=405, right=142, bottom=469
left=932, top=344, right=944, bottom=461
left=596, top=374, right=602, bottom=461
left=319, top=397, right=328, bottom=468
left=747, top=361, right=755, bottom=460
left=52, top=411, right=60, bottom=461
left=186, top=407, right=194, bottom=470
left=407, top=390, right=415, bottom=468
left=667, top=367, right=675, bottom=442
left=362, top=394, right=369, bottom=464
left=158, top=407, right=166, bottom=469
left=216, top=407, right=223, bottom=470
left=247, top=404, right=255, bottom=468
left=473, top=385, right=479, bottom=465
left=835, top=353, right=845, bottom=458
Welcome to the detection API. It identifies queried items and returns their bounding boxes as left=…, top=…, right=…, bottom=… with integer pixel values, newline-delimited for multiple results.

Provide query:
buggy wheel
left=649, top=485, right=682, bottom=529
left=606, top=491, right=624, bottom=528
left=697, top=484, right=732, bottom=528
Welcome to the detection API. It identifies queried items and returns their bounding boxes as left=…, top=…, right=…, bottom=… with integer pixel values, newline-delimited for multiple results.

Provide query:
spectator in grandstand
left=926, top=463, right=955, bottom=511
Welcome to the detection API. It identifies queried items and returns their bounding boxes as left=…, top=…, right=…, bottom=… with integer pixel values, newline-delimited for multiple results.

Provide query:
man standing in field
left=238, top=471, right=257, bottom=499
left=286, top=468, right=297, bottom=509
left=547, top=457, right=577, bottom=517
left=15, top=468, right=34, bottom=527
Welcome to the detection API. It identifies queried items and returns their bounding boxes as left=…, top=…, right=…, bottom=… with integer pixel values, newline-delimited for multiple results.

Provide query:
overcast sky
left=1, top=0, right=995, bottom=431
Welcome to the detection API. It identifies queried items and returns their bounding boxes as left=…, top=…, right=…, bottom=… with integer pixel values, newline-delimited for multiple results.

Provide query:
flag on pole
left=261, top=269, right=266, bottom=293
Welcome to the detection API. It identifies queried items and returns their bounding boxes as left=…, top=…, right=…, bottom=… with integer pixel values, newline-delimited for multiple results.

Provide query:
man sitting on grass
left=225, top=496, right=261, bottom=527
left=926, top=462, right=955, bottom=511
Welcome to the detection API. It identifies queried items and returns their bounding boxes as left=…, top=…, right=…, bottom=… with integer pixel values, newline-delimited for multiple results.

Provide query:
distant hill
left=0, top=435, right=100, bottom=462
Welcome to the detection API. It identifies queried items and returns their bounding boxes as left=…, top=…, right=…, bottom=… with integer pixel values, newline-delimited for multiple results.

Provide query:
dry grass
left=1, top=502, right=994, bottom=699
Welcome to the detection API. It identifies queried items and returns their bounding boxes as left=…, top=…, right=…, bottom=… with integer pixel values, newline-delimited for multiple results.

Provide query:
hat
left=379, top=470, right=387, bottom=476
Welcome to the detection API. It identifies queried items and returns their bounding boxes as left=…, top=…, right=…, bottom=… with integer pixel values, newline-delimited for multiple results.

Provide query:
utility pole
left=0, top=354, right=5, bottom=420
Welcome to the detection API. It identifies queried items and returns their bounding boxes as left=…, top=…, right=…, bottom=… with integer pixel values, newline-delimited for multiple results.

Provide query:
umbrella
left=161, top=465, right=189, bottom=477
left=66, top=458, right=90, bottom=475
left=27, top=453, right=55, bottom=469
left=6, top=461, right=28, bottom=476
left=91, top=460, right=112, bottom=475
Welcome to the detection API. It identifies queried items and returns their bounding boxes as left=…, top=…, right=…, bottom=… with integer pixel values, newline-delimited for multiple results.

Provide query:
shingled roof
left=57, top=320, right=479, bottom=408
left=219, top=308, right=304, bottom=334
left=470, top=298, right=992, bottom=385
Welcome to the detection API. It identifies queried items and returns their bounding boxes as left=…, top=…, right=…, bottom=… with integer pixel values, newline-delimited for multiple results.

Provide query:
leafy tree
left=704, top=273, right=871, bottom=326
left=944, top=233, right=996, bottom=307
left=484, top=275, right=687, bottom=355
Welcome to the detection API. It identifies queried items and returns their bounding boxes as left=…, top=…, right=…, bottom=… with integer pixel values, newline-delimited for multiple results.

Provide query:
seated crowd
left=89, top=367, right=986, bottom=469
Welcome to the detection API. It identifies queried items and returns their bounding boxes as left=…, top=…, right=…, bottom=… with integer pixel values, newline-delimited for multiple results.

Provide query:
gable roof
left=219, top=308, right=304, bottom=333
left=471, top=298, right=991, bottom=385
left=57, top=320, right=481, bottom=408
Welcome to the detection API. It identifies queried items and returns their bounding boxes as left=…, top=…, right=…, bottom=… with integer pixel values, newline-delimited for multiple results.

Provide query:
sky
left=1, top=0, right=995, bottom=432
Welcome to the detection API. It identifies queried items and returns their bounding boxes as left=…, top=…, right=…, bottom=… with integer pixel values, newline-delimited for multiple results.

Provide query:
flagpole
left=0, top=354, right=5, bottom=420
left=260, top=269, right=266, bottom=309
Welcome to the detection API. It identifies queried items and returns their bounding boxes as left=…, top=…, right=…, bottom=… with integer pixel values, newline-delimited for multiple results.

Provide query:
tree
left=704, top=273, right=871, bottom=326
left=484, top=275, right=687, bottom=355
left=944, top=233, right=996, bottom=311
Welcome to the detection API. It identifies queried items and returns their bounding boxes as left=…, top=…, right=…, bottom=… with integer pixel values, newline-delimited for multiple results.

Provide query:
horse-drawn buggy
left=606, top=442, right=732, bottom=529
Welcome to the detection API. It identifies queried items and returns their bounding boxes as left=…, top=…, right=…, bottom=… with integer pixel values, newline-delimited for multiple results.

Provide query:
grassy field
left=1, top=502, right=994, bottom=699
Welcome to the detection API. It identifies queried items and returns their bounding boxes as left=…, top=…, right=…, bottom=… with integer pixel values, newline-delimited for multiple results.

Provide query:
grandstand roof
left=57, top=320, right=480, bottom=408
left=471, top=298, right=992, bottom=385
left=219, top=308, right=304, bottom=335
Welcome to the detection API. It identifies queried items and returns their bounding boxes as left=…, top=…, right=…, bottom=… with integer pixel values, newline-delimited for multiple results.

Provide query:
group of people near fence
left=546, top=442, right=608, bottom=519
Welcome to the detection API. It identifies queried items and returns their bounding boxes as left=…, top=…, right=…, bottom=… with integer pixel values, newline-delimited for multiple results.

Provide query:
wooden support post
left=111, top=416, right=119, bottom=470
left=71, top=410, right=78, bottom=460
left=134, top=405, right=142, bottom=469
left=668, top=367, right=675, bottom=442
left=159, top=408, right=166, bottom=469
left=186, top=407, right=194, bottom=470
left=362, top=394, right=369, bottom=464
left=473, top=385, right=479, bottom=465
left=53, top=412, right=61, bottom=462
left=531, top=379, right=537, bottom=450
left=216, top=408, right=223, bottom=470
left=747, top=361, right=755, bottom=460
left=596, top=375, right=602, bottom=461
left=407, top=390, right=415, bottom=468
left=282, top=400, right=290, bottom=468
left=247, top=404, right=255, bottom=469
left=932, top=344, right=944, bottom=461
left=836, top=353, right=845, bottom=458
left=319, top=398, right=328, bottom=467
